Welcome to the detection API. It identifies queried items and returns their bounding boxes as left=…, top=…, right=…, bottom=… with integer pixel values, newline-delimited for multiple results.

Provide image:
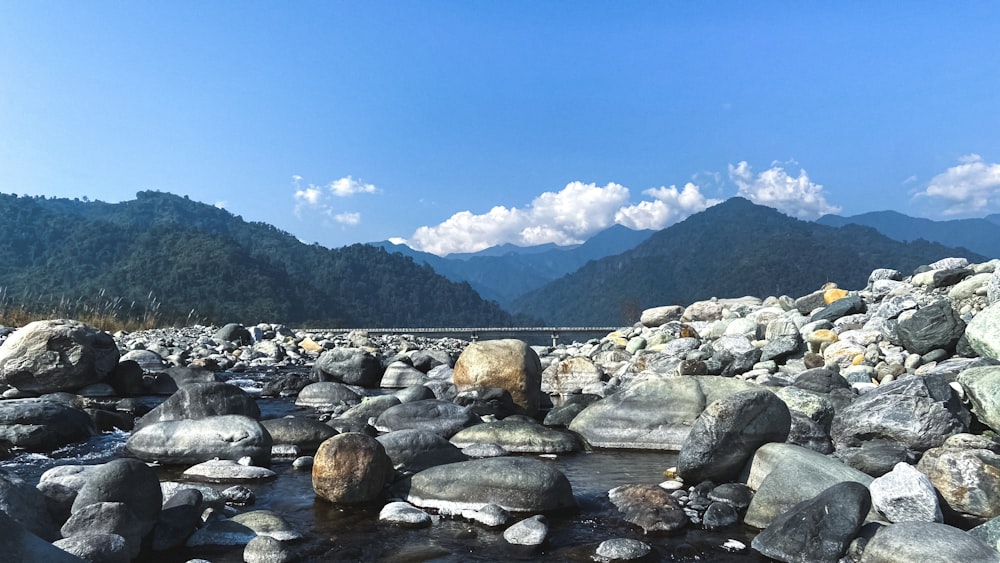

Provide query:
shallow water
left=2, top=387, right=767, bottom=562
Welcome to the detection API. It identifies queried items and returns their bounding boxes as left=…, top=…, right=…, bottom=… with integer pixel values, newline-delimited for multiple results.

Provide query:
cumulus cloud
left=292, top=174, right=378, bottom=225
left=916, top=154, right=1000, bottom=216
left=404, top=180, right=718, bottom=256
left=728, top=161, right=841, bottom=219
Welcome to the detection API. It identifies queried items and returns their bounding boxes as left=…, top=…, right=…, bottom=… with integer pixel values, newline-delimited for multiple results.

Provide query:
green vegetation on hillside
left=0, top=191, right=519, bottom=328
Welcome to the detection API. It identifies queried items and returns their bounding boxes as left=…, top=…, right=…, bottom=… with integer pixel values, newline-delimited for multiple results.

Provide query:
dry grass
left=0, top=287, right=201, bottom=331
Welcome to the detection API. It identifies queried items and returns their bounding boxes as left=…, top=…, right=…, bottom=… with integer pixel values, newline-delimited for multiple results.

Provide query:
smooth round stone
left=291, top=456, right=314, bottom=470
left=461, top=442, right=509, bottom=458
left=595, top=538, right=652, bottom=561
left=260, top=416, right=337, bottom=452
left=294, top=381, right=361, bottom=411
left=185, top=519, right=256, bottom=547
left=378, top=501, right=432, bottom=528
left=243, top=535, right=296, bottom=563
left=460, top=503, right=510, bottom=527
left=53, top=533, right=130, bottom=563
left=608, top=484, right=687, bottom=534
left=231, top=510, right=302, bottom=541
left=503, top=514, right=548, bottom=546
left=181, top=459, right=276, bottom=483
left=221, top=485, right=256, bottom=506
left=449, top=420, right=580, bottom=453
left=376, top=428, right=468, bottom=473
left=61, top=501, right=143, bottom=558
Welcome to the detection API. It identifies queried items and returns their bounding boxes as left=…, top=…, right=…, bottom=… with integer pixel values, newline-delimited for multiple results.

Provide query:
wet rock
left=312, top=347, right=384, bottom=387
left=379, top=501, right=432, bottom=527
left=71, top=458, right=162, bottom=538
left=61, top=501, right=143, bottom=558
left=260, top=417, right=337, bottom=453
left=1, top=467, right=59, bottom=541
left=460, top=503, right=509, bottom=527
left=126, top=415, right=273, bottom=466
left=608, top=483, right=687, bottom=534
left=151, top=488, right=203, bottom=551
left=231, top=510, right=302, bottom=541
left=0, top=510, right=83, bottom=562
left=312, top=433, right=393, bottom=504
left=595, top=538, right=652, bottom=561
left=135, top=381, right=260, bottom=431
left=397, top=457, right=574, bottom=513
left=677, top=389, right=790, bottom=483
left=293, top=381, right=361, bottom=411
left=503, top=514, right=548, bottom=546
left=569, top=376, right=759, bottom=450
left=870, top=462, right=942, bottom=523
left=449, top=419, right=581, bottom=454
left=374, top=399, right=479, bottom=438
left=182, top=459, right=277, bottom=483
left=860, top=521, right=1000, bottom=563
left=37, top=464, right=99, bottom=524
left=702, top=502, right=739, bottom=530
left=376, top=428, right=467, bottom=473
left=751, top=481, right=870, bottom=563
left=0, top=398, right=96, bottom=451
left=0, top=319, right=120, bottom=394
left=243, top=535, right=297, bottom=563
left=380, top=361, right=428, bottom=389
left=453, top=339, right=542, bottom=416
left=53, top=533, right=129, bottom=563
left=542, top=393, right=601, bottom=427
left=222, top=485, right=256, bottom=506
left=185, top=518, right=256, bottom=547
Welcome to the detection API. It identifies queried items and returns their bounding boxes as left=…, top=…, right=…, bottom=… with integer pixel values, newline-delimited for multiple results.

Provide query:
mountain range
left=0, top=191, right=992, bottom=328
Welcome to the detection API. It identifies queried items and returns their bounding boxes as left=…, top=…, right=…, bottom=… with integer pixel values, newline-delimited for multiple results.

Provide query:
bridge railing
left=298, top=326, right=621, bottom=347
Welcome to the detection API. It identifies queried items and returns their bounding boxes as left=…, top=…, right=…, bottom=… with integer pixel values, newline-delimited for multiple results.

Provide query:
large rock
left=151, top=488, right=203, bottom=551
left=71, top=458, right=162, bottom=538
left=0, top=398, right=96, bottom=451
left=379, top=361, right=428, bottom=389
left=917, top=443, right=1000, bottom=524
left=374, top=399, right=479, bottom=438
left=830, top=376, right=967, bottom=459
left=608, top=483, right=687, bottom=534
left=134, top=382, right=260, bottom=431
left=958, top=366, right=1000, bottom=433
left=312, top=347, right=384, bottom=387
left=860, top=521, right=1000, bottom=563
left=453, top=339, right=542, bottom=416
left=376, top=429, right=468, bottom=473
left=396, top=457, right=574, bottom=513
left=569, top=376, right=759, bottom=450
left=0, top=511, right=85, bottom=563
left=751, top=481, right=871, bottom=563
left=677, top=389, right=790, bottom=483
left=966, top=302, right=1000, bottom=361
left=260, top=417, right=337, bottom=453
left=1, top=468, right=59, bottom=541
left=312, top=433, right=394, bottom=504
left=640, top=305, right=684, bottom=328
left=0, top=319, right=119, bottom=393
left=541, top=356, right=604, bottom=394
left=870, top=462, right=943, bottom=523
left=294, top=381, right=361, bottom=411
left=125, top=415, right=272, bottom=466
left=896, top=300, right=966, bottom=355
left=61, top=502, right=143, bottom=558
left=449, top=420, right=581, bottom=454
left=744, top=443, right=874, bottom=529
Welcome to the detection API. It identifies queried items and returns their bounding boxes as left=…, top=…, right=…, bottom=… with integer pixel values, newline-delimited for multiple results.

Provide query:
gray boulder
left=61, top=502, right=143, bottom=558
left=678, top=389, right=790, bottom=483
left=294, top=381, right=362, bottom=411
left=134, top=381, right=260, bottom=431
left=0, top=398, right=95, bottom=451
left=503, top=514, right=548, bottom=546
left=396, top=457, right=574, bottom=513
left=751, top=481, right=871, bottom=563
left=744, top=443, right=874, bottom=529
left=543, top=393, right=601, bottom=427
left=1, top=468, right=59, bottom=541
left=966, top=302, right=1000, bottom=361
left=896, top=300, right=966, bottom=355
left=959, top=366, right=1000, bottom=433
left=71, top=458, right=162, bottom=538
left=260, top=417, right=337, bottom=453
left=860, top=521, right=1000, bottom=563
left=0, top=319, right=119, bottom=393
left=811, top=294, right=865, bottom=323
left=870, top=462, right=942, bottom=523
left=379, top=501, right=432, bottom=527
left=243, top=535, right=297, bottom=563
left=595, top=538, right=652, bottom=561
left=125, top=415, right=272, bottom=466
left=376, top=428, right=468, bottom=473
left=0, top=511, right=87, bottom=562
left=151, top=488, right=203, bottom=551
left=917, top=443, right=1000, bottom=524
left=541, top=356, right=604, bottom=395
left=312, top=347, right=384, bottom=387
left=449, top=419, right=581, bottom=454
left=379, top=361, right=428, bottom=388
left=53, top=533, right=129, bottom=563
left=339, top=394, right=402, bottom=422
left=569, top=376, right=759, bottom=450
left=37, top=464, right=100, bottom=524
left=213, top=323, right=252, bottom=345
left=374, top=399, right=479, bottom=438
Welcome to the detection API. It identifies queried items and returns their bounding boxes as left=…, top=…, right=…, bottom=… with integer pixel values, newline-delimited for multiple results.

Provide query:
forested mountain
left=0, top=191, right=519, bottom=327
left=372, top=224, right=654, bottom=306
left=511, top=198, right=986, bottom=326
left=817, top=210, right=1000, bottom=259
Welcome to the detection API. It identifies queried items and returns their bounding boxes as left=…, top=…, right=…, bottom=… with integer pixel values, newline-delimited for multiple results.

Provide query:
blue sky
left=2, top=2, right=999, bottom=255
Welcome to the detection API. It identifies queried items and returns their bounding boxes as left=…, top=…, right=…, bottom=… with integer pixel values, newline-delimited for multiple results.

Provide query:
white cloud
left=330, top=176, right=378, bottom=197
left=615, top=183, right=721, bottom=230
left=916, top=154, right=1000, bottom=216
left=333, top=211, right=361, bottom=225
left=406, top=180, right=718, bottom=256
left=728, top=161, right=840, bottom=219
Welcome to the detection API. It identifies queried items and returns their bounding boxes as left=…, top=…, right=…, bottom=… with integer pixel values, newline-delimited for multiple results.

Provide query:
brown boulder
left=453, top=339, right=541, bottom=416
left=312, top=433, right=393, bottom=504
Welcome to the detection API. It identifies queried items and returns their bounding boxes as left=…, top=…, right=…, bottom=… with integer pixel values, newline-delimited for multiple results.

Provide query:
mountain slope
left=0, top=191, right=518, bottom=327
left=816, top=211, right=1000, bottom=259
left=372, top=224, right=654, bottom=306
left=511, top=198, right=986, bottom=326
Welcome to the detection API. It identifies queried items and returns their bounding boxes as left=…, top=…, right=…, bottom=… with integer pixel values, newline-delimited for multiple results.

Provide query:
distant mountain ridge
left=0, top=191, right=519, bottom=327
left=816, top=211, right=1000, bottom=259
left=371, top=224, right=655, bottom=306
left=510, top=198, right=986, bottom=325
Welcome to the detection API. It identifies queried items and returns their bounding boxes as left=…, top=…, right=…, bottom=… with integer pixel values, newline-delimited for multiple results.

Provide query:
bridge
left=299, top=326, right=622, bottom=347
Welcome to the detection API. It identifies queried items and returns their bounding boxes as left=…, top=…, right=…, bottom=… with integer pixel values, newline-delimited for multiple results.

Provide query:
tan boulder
left=453, top=339, right=542, bottom=416
left=312, top=433, right=393, bottom=504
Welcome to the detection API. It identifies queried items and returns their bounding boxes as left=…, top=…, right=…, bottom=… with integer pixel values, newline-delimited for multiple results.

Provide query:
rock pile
left=0, top=257, right=999, bottom=561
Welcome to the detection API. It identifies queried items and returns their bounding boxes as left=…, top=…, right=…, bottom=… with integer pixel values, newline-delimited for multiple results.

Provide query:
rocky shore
left=1, top=256, right=1000, bottom=562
